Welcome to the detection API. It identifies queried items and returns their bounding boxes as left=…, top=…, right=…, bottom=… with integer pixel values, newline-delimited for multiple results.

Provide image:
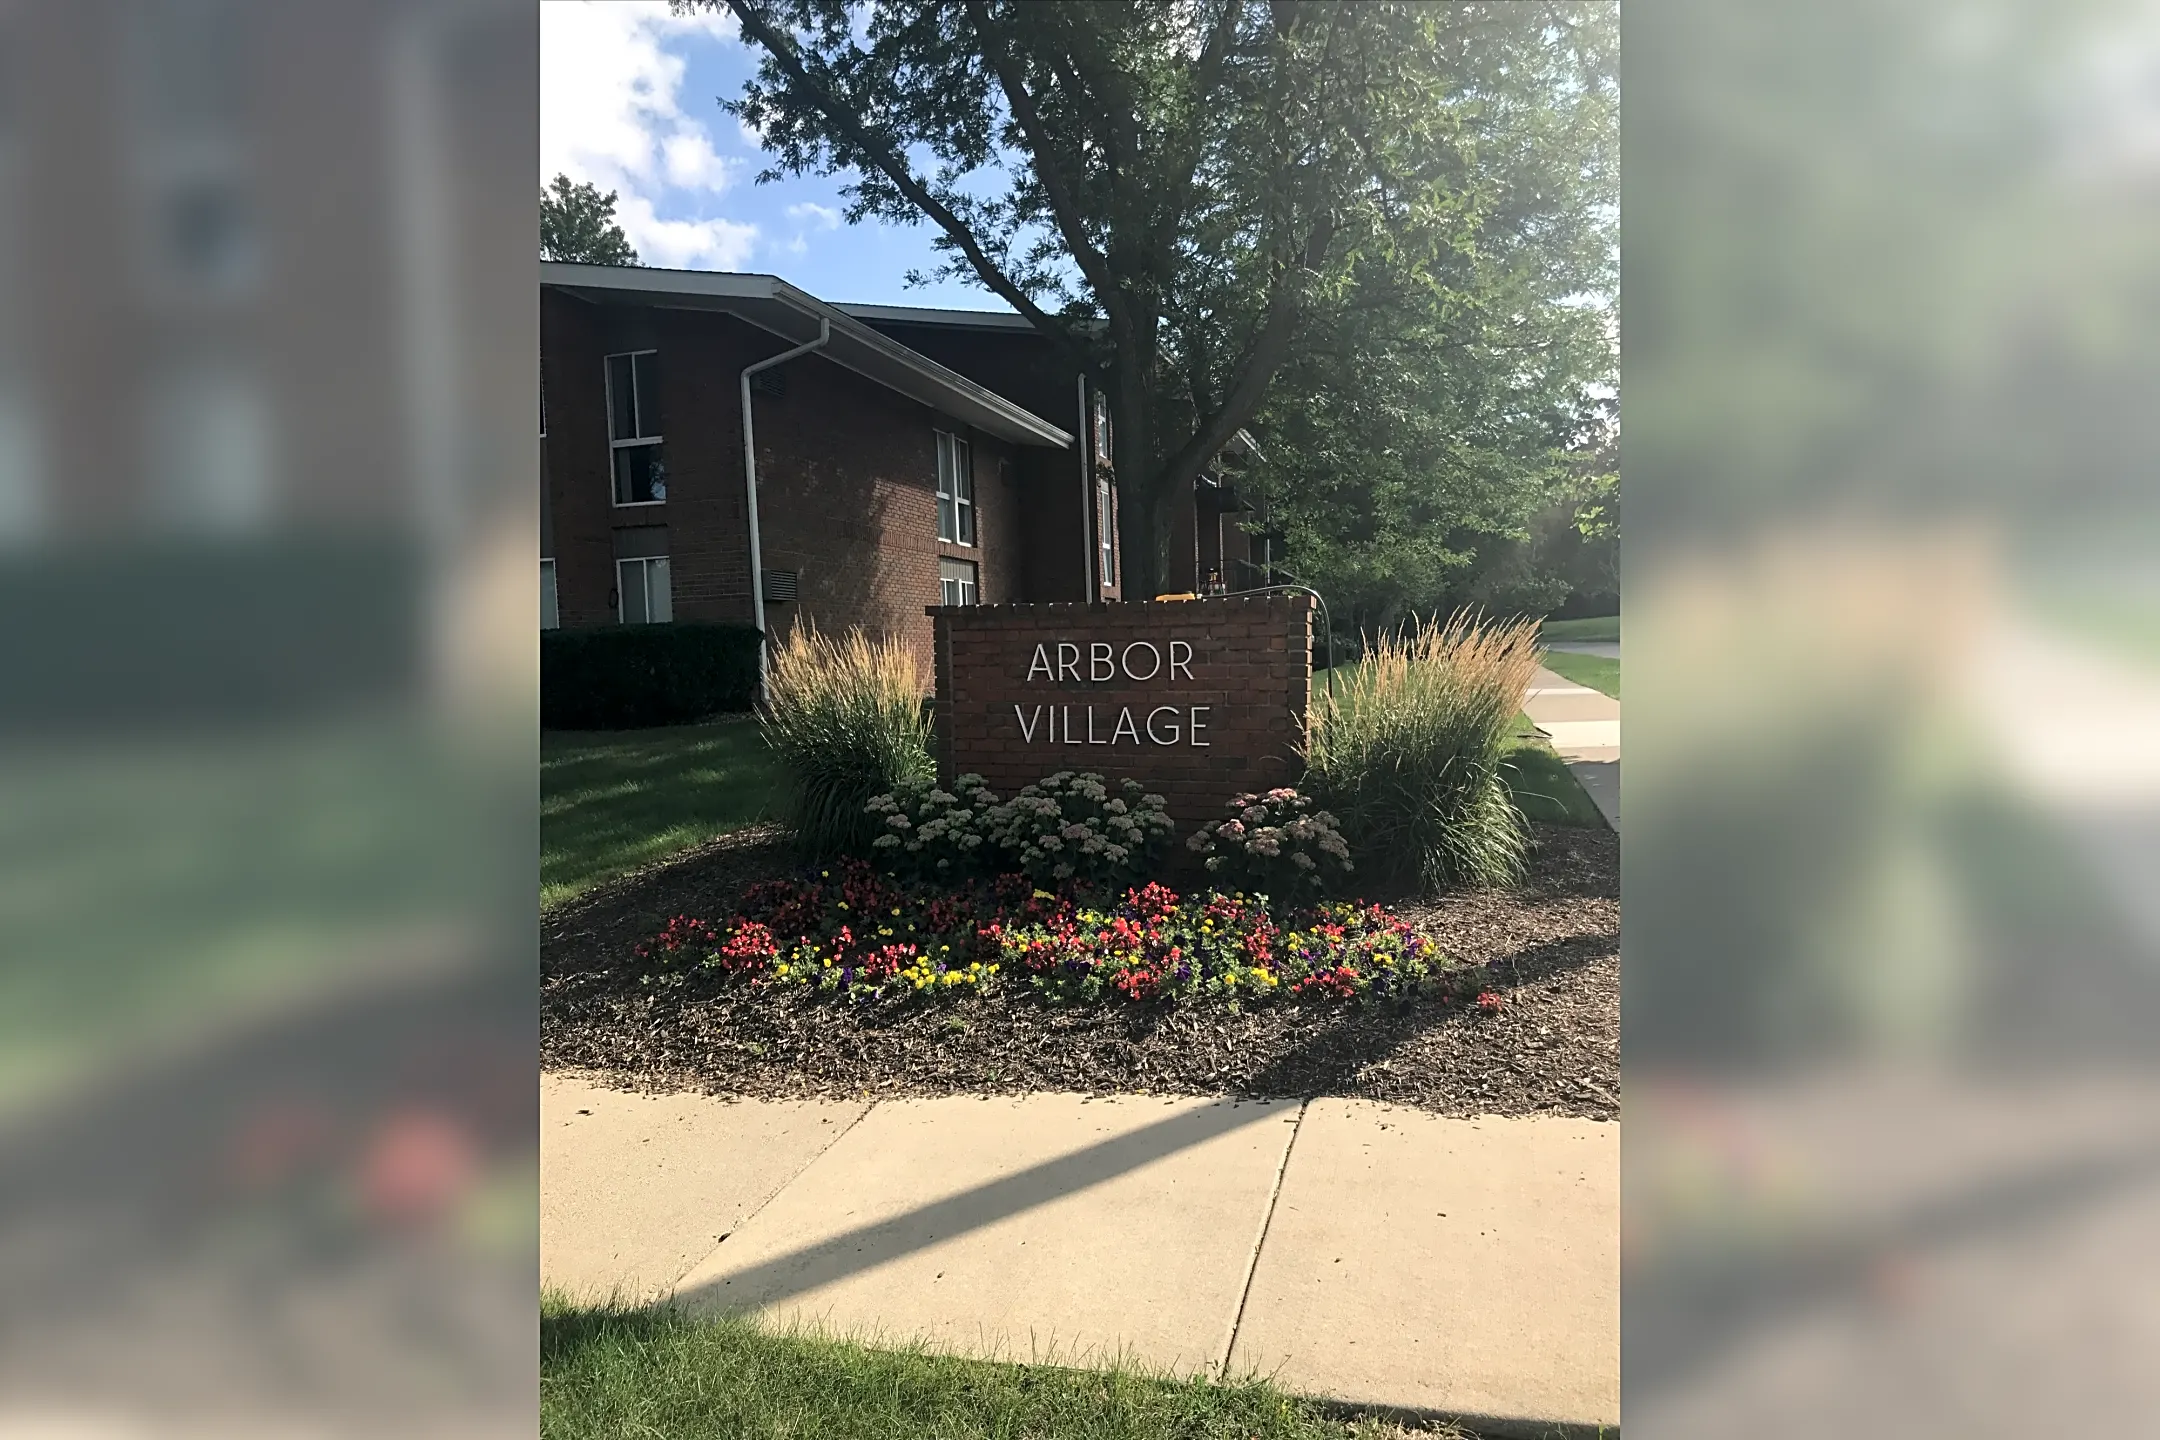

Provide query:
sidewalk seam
left=1219, top=1097, right=1308, bottom=1380
left=662, top=1099, right=881, bottom=1296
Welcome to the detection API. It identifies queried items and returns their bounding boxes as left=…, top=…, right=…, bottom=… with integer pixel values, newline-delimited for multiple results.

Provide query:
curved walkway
left=1525, top=660, right=1620, bottom=831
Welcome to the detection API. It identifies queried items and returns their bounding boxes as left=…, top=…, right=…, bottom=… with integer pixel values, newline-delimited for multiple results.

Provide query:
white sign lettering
left=1013, top=637, right=1212, bottom=746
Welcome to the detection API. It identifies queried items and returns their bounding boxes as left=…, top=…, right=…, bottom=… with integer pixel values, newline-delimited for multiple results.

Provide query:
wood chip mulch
left=541, top=822, right=1617, bottom=1119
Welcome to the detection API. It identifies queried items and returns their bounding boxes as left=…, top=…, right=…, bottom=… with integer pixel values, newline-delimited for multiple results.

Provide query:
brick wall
left=930, top=594, right=1313, bottom=829
left=542, top=290, right=1045, bottom=667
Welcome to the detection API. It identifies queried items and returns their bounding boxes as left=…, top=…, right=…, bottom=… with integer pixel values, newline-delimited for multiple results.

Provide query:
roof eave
left=541, top=263, right=1073, bottom=449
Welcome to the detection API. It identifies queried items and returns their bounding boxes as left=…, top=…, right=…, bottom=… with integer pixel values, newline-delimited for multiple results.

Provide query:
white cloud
left=787, top=201, right=842, bottom=230
left=663, top=131, right=736, bottom=190
left=541, top=1, right=753, bottom=267
left=618, top=195, right=761, bottom=270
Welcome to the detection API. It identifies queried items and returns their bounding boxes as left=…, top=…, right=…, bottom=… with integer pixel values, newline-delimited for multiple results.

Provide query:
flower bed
left=631, top=859, right=1502, bottom=1013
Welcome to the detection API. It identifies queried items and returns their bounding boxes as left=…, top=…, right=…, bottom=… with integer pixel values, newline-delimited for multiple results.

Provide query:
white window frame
left=935, top=430, right=975, bottom=546
left=615, top=555, right=672, bottom=625
left=541, top=558, right=559, bottom=631
left=1097, top=475, right=1115, bottom=587
left=605, top=349, right=665, bottom=507
left=939, top=557, right=979, bottom=607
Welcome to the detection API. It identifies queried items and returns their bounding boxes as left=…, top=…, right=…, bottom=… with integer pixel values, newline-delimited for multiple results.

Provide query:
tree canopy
left=541, top=174, right=639, bottom=266
left=688, top=0, right=1616, bottom=606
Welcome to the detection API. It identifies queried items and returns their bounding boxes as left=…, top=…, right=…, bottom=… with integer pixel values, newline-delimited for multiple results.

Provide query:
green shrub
left=865, top=772, right=1002, bottom=881
left=541, top=623, right=762, bottom=729
left=864, top=770, right=1175, bottom=892
left=1185, top=787, right=1354, bottom=906
left=1307, top=611, right=1543, bottom=890
left=983, top=771, right=1176, bottom=890
left=761, top=621, right=932, bottom=856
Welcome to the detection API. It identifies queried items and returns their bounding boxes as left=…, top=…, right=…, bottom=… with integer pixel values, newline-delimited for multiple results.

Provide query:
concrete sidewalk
left=1524, top=664, right=1619, bottom=831
left=543, top=1075, right=1618, bottom=1435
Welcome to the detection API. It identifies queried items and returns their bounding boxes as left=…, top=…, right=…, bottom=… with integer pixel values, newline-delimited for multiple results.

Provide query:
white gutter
left=742, top=317, right=830, bottom=701
left=1077, top=374, right=1094, bottom=600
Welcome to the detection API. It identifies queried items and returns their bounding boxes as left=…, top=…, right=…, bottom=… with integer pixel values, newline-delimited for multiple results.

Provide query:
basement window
left=616, top=556, right=672, bottom=624
left=939, top=557, right=979, bottom=607
left=935, top=430, right=975, bottom=545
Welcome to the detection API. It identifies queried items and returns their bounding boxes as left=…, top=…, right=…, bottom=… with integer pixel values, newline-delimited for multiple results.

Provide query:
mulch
left=541, top=822, right=1618, bottom=1119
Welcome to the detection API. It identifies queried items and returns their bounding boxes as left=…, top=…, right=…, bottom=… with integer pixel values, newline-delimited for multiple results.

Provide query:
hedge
left=542, top=623, right=763, bottom=730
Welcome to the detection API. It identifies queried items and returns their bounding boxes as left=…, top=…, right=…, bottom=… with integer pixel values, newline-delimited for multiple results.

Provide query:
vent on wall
left=751, top=368, right=786, bottom=398
left=762, top=568, right=799, bottom=603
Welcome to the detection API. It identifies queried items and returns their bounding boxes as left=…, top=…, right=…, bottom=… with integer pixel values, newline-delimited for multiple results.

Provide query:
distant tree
left=685, top=0, right=1616, bottom=599
left=541, top=173, right=639, bottom=265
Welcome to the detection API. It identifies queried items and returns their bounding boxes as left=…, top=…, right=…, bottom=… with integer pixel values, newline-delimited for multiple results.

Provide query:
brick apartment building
left=541, top=262, right=1275, bottom=667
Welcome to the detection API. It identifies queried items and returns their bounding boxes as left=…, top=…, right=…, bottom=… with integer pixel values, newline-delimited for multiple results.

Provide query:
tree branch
left=1147, top=0, right=1247, bottom=258
left=1156, top=212, right=1335, bottom=489
left=961, top=0, right=1133, bottom=345
left=725, top=0, right=1091, bottom=365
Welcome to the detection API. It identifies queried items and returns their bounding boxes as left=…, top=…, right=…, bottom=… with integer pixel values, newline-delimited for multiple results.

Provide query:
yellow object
left=1153, top=592, right=1198, bottom=601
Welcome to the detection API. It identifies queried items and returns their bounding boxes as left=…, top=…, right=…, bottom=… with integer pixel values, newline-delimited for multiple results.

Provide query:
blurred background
left=1628, top=0, right=2160, bottom=1434
left=0, top=0, right=536, bottom=1434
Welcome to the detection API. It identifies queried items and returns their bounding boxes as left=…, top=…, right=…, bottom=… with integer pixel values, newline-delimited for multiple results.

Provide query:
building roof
left=541, top=263, right=1073, bottom=449
left=835, top=300, right=1038, bottom=331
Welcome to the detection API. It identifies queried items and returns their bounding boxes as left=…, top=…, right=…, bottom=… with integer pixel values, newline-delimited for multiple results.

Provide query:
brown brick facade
left=930, top=594, right=1313, bottom=828
left=542, top=288, right=1046, bottom=669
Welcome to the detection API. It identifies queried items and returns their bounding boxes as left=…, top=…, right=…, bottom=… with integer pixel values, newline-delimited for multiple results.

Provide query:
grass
left=542, top=717, right=784, bottom=909
left=1537, top=614, right=1618, bottom=643
left=2026, top=590, right=2160, bottom=673
left=1501, top=728, right=1609, bottom=827
left=541, top=1301, right=1433, bottom=1440
left=1540, top=648, right=1620, bottom=699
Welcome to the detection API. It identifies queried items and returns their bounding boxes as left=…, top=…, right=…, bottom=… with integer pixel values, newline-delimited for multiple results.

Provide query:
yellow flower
left=891, top=907, right=902, bottom=917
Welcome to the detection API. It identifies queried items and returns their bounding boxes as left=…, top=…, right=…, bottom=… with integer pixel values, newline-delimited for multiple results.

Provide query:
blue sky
left=540, top=0, right=1013, bottom=311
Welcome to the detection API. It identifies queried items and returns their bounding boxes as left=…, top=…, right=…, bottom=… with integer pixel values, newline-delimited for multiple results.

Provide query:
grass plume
left=1308, top=611, right=1544, bottom=890
left=760, top=621, right=933, bottom=856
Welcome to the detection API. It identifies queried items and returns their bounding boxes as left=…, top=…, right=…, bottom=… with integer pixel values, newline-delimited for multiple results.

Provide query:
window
left=1097, top=476, right=1115, bottom=587
left=539, top=364, right=547, bottom=436
left=1092, top=393, right=1112, bottom=466
left=541, top=559, right=559, bottom=630
left=939, top=557, right=979, bottom=607
left=616, top=556, right=671, bottom=624
left=605, top=350, right=665, bottom=505
left=935, top=430, right=974, bottom=545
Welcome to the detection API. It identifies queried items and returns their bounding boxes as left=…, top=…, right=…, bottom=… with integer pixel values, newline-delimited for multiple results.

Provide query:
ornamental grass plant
left=1306, top=611, right=1544, bottom=891
left=760, top=621, right=933, bottom=856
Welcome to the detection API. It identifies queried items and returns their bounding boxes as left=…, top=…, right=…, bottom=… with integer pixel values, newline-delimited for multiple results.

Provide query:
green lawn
left=1502, top=718, right=1608, bottom=827
left=541, top=1302, right=1424, bottom=1440
left=543, top=717, right=784, bottom=909
left=1540, top=648, right=1620, bottom=699
left=1538, top=614, right=1618, bottom=643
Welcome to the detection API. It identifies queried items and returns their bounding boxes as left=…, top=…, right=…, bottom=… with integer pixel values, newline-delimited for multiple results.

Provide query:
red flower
left=1476, top=990, right=1504, bottom=1013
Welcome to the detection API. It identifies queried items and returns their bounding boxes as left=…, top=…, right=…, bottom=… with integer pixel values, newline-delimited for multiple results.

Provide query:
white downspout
left=741, top=317, right=830, bottom=702
left=1076, top=373, right=1094, bottom=600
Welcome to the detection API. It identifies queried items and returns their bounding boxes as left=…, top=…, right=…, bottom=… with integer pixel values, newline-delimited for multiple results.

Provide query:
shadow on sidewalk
left=668, top=920, right=1605, bottom=1320
left=672, top=1096, right=1298, bottom=1317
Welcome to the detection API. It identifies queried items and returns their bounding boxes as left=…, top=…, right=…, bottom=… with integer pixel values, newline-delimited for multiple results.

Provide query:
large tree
left=540, top=173, right=639, bottom=265
left=690, top=0, right=1615, bottom=598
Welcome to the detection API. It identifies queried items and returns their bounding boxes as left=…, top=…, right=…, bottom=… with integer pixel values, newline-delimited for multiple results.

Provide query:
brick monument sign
left=928, top=593, right=1314, bottom=826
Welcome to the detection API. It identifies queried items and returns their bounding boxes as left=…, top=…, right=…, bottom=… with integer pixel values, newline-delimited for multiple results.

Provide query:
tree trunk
left=1108, top=368, right=1167, bottom=599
